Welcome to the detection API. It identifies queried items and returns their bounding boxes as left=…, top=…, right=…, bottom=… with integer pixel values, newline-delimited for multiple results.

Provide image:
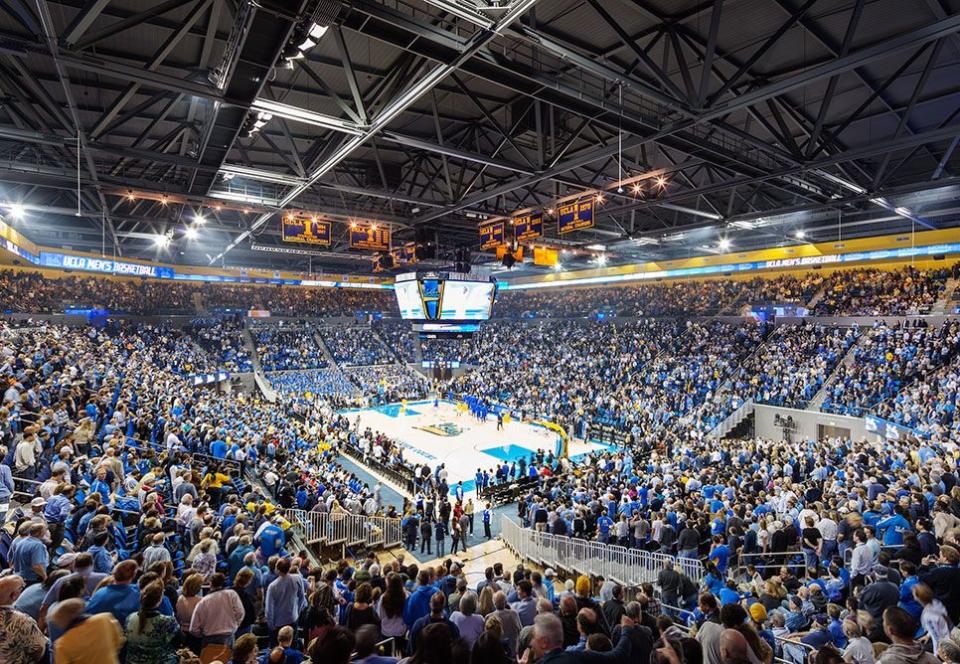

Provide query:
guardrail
left=500, top=515, right=704, bottom=587
left=283, top=508, right=403, bottom=551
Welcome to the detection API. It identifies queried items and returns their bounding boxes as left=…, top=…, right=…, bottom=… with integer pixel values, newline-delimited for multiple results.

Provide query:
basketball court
left=339, top=399, right=613, bottom=495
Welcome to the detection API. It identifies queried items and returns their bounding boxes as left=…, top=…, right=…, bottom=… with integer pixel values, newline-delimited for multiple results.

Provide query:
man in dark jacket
left=526, top=611, right=638, bottom=663
left=601, top=584, right=626, bottom=630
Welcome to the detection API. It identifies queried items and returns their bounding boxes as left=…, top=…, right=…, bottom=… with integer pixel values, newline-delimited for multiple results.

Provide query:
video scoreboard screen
left=394, top=272, right=497, bottom=324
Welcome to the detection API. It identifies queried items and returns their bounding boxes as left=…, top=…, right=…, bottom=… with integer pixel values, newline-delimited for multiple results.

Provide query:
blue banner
left=281, top=216, right=331, bottom=246
left=558, top=199, right=594, bottom=234
left=349, top=226, right=391, bottom=251
left=479, top=221, right=505, bottom=250
left=513, top=214, right=542, bottom=242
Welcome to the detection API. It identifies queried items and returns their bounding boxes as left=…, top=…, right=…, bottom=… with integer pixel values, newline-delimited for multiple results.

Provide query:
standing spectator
left=50, top=597, right=124, bottom=664
left=189, top=572, right=244, bottom=652
left=124, top=582, right=180, bottom=664
left=449, top=591, right=484, bottom=649
left=86, top=560, right=140, bottom=626
left=0, top=575, right=46, bottom=664
left=265, top=557, right=306, bottom=645
left=877, top=607, right=939, bottom=664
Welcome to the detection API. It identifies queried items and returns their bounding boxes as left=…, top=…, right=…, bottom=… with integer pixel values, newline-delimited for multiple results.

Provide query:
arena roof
left=0, top=0, right=959, bottom=275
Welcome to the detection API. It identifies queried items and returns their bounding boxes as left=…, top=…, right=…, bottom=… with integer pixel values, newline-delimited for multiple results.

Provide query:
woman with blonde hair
left=478, top=585, right=495, bottom=617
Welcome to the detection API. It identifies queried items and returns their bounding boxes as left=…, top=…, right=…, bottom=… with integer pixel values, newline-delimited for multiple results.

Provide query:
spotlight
left=718, top=238, right=731, bottom=250
left=160, top=195, right=168, bottom=205
left=214, top=205, right=222, bottom=212
left=632, top=183, right=643, bottom=195
left=656, top=176, right=668, bottom=189
left=184, top=227, right=199, bottom=240
left=194, top=214, right=206, bottom=225
left=794, top=230, right=806, bottom=239
left=7, top=203, right=24, bottom=219
left=350, top=222, right=358, bottom=229
left=370, top=224, right=378, bottom=231
left=154, top=234, right=171, bottom=248
left=553, top=263, right=563, bottom=271
left=547, top=208, right=555, bottom=216
left=595, top=193, right=605, bottom=204
left=125, top=191, right=135, bottom=202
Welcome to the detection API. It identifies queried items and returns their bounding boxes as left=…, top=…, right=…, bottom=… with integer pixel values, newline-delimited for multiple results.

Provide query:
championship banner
left=391, top=242, right=417, bottom=265
left=349, top=225, right=391, bottom=251
left=558, top=199, right=595, bottom=234
left=479, top=221, right=505, bottom=251
left=513, top=214, right=543, bottom=242
left=281, top=215, right=331, bottom=246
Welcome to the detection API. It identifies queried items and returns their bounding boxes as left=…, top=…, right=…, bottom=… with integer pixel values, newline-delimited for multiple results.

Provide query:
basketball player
left=496, top=411, right=504, bottom=431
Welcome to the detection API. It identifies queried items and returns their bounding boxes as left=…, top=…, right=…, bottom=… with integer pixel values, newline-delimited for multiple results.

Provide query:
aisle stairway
left=806, top=332, right=865, bottom=411
left=931, top=278, right=958, bottom=315
left=805, top=283, right=829, bottom=310
left=241, top=321, right=277, bottom=402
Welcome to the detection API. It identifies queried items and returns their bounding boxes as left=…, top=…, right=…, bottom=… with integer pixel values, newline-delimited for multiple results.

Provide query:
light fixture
left=547, top=208, right=555, bottom=216
left=219, top=164, right=304, bottom=186
left=553, top=263, right=563, bottom=271
left=250, top=99, right=365, bottom=135
left=794, top=229, right=806, bottom=239
left=214, top=205, right=222, bottom=212
left=595, top=193, right=604, bottom=204
left=632, top=183, right=643, bottom=195
left=894, top=206, right=912, bottom=218
left=184, top=227, right=199, bottom=240
left=194, top=214, right=206, bottom=225
left=154, top=234, right=171, bottom=248
left=370, top=224, right=378, bottom=231
left=730, top=220, right=756, bottom=230
left=7, top=203, right=24, bottom=219
left=656, top=176, right=668, bottom=189
left=596, top=255, right=607, bottom=266
left=125, top=191, right=135, bottom=201
left=617, top=186, right=624, bottom=194
left=718, top=238, right=732, bottom=250
left=350, top=222, right=358, bottom=229
left=585, top=244, right=606, bottom=251
left=160, top=195, right=168, bottom=205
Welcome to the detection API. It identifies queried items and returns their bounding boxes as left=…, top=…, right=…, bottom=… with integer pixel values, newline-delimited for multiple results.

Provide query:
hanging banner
left=391, top=242, right=417, bottom=265
left=479, top=221, right=505, bottom=251
left=558, top=199, right=595, bottom=234
left=281, top=215, right=331, bottom=246
left=349, top=225, right=391, bottom=251
left=513, top=214, right=543, bottom=242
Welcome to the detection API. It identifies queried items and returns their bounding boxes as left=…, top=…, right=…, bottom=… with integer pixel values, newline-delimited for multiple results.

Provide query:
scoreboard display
left=394, top=272, right=497, bottom=330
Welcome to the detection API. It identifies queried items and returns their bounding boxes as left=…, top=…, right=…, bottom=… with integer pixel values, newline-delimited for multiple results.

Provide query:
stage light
left=794, top=229, right=806, bottom=239
left=547, top=208, right=555, bottom=216
left=632, top=183, right=643, bottom=195
left=214, top=205, right=222, bottom=212
left=7, top=204, right=24, bottom=219
left=553, top=263, right=563, bottom=271
left=656, top=175, right=668, bottom=189
left=350, top=222, right=358, bottom=229
left=595, top=193, right=605, bottom=204
left=718, top=238, right=731, bottom=250
left=160, top=195, right=168, bottom=205
left=370, top=224, right=378, bottom=230
left=154, top=234, right=171, bottom=248
left=125, top=191, right=135, bottom=202
left=194, top=214, right=206, bottom=225
left=184, top=227, right=199, bottom=240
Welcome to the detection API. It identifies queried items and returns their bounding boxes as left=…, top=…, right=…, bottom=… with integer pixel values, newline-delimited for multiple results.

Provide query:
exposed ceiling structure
left=0, top=0, right=958, bottom=275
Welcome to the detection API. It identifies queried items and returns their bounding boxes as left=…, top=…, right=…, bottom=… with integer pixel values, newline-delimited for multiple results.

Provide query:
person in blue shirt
left=403, top=570, right=439, bottom=629
left=86, top=559, right=140, bottom=625
left=876, top=506, right=912, bottom=547
left=209, top=438, right=228, bottom=458
left=88, top=530, right=115, bottom=574
left=898, top=561, right=923, bottom=620
left=258, top=517, right=286, bottom=560
left=596, top=514, right=613, bottom=543
left=707, top=534, right=730, bottom=574
left=11, top=523, right=48, bottom=584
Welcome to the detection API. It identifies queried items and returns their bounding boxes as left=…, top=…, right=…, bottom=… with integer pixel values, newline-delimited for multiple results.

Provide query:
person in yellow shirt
left=50, top=597, right=124, bottom=664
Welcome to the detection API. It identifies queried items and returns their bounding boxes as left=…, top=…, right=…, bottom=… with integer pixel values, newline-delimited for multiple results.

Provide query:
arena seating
left=1, top=266, right=960, bottom=664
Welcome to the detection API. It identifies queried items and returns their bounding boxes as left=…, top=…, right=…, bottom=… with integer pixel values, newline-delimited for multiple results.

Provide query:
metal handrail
left=499, top=514, right=705, bottom=587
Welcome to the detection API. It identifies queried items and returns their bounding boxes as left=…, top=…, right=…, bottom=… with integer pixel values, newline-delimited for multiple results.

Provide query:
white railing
left=500, top=516, right=704, bottom=587
left=708, top=399, right=754, bottom=439
left=284, top=509, right=403, bottom=550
